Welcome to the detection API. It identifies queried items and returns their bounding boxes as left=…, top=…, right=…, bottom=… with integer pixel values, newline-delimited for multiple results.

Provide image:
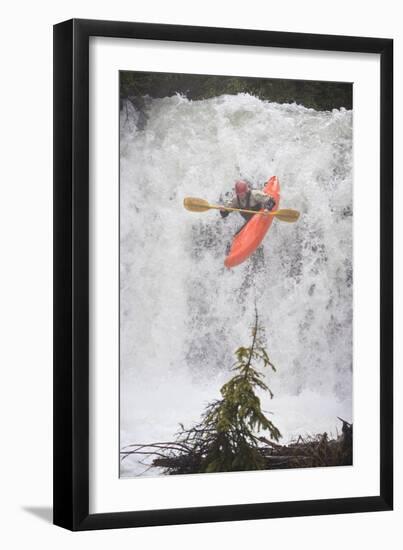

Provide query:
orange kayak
left=224, top=176, right=280, bottom=268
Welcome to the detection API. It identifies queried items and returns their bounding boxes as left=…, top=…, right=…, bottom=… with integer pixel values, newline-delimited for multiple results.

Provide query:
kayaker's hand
left=265, top=196, right=276, bottom=211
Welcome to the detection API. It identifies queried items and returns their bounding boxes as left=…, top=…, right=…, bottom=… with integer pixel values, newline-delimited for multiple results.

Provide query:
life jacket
left=237, top=191, right=262, bottom=221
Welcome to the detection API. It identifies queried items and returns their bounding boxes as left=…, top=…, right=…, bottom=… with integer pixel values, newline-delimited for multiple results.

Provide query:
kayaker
left=220, top=180, right=276, bottom=229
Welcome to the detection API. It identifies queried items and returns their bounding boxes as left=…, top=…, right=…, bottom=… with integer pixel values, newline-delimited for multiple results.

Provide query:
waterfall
left=119, top=93, right=353, bottom=477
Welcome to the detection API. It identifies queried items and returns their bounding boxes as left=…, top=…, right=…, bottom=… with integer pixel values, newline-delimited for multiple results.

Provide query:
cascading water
left=120, top=93, right=353, bottom=477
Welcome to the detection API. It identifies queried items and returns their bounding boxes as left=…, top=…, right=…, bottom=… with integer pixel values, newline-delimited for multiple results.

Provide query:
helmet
left=235, top=180, right=249, bottom=196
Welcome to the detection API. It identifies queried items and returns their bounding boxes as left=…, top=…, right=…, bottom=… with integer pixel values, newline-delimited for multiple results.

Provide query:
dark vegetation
left=120, top=71, right=352, bottom=111
left=121, top=310, right=352, bottom=475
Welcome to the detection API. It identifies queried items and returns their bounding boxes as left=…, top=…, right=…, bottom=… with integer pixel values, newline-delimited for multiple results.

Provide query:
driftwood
left=255, top=418, right=353, bottom=469
left=121, top=418, right=352, bottom=475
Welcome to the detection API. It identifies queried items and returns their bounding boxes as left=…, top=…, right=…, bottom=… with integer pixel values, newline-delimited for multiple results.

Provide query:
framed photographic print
left=53, top=19, right=393, bottom=530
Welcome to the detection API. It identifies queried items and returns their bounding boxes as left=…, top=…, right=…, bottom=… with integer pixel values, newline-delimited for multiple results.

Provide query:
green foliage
left=195, top=310, right=281, bottom=473
left=120, top=71, right=353, bottom=111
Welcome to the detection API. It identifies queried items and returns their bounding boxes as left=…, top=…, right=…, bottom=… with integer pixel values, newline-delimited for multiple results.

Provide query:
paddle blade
left=183, top=197, right=211, bottom=213
left=273, top=209, right=300, bottom=223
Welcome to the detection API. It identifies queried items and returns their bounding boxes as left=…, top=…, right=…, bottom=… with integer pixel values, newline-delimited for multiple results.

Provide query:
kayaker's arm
left=219, top=196, right=238, bottom=218
left=252, top=190, right=276, bottom=211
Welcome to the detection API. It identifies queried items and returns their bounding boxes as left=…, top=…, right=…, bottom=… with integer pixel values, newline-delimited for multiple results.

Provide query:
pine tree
left=196, top=308, right=282, bottom=473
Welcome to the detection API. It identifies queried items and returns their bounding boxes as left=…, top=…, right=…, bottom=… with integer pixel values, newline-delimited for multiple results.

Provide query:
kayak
left=224, top=176, right=280, bottom=268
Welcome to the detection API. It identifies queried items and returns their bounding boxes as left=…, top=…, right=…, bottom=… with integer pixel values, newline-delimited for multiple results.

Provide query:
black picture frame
left=53, top=18, right=393, bottom=531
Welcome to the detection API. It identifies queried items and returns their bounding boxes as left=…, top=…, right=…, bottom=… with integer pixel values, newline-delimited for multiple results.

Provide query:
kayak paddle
left=183, top=197, right=300, bottom=223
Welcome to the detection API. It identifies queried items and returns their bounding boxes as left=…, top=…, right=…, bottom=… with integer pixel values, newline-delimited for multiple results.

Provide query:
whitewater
left=119, top=93, right=353, bottom=477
